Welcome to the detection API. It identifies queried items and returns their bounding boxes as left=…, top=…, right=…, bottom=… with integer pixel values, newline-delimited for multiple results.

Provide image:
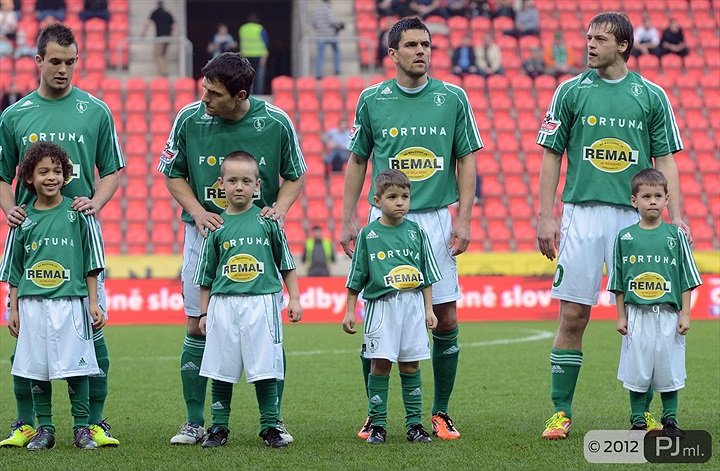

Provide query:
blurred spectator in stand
left=468, top=0, right=492, bottom=18
left=322, top=118, right=350, bottom=177
left=504, top=0, right=539, bottom=38
left=377, top=0, right=410, bottom=17
left=141, top=1, right=175, bottom=77
left=476, top=32, right=504, bottom=77
left=79, top=0, right=109, bottom=23
left=377, top=16, right=393, bottom=66
left=238, top=13, right=269, bottom=94
left=0, top=34, right=12, bottom=57
left=657, top=18, right=689, bottom=59
left=0, top=0, right=18, bottom=40
left=522, top=45, right=546, bottom=79
left=1, top=81, right=23, bottom=111
left=207, top=23, right=237, bottom=59
left=312, top=0, right=342, bottom=80
left=493, top=0, right=515, bottom=19
left=35, top=0, right=65, bottom=23
left=408, top=0, right=449, bottom=20
left=452, top=35, right=479, bottom=76
left=12, top=28, right=35, bottom=58
left=303, top=226, right=335, bottom=277
left=544, top=31, right=582, bottom=78
left=631, top=16, right=661, bottom=58
left=446, top=0, right=468, bottom=17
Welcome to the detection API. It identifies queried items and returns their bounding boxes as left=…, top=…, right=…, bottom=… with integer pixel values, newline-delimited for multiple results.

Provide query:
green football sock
left=645, top=387, right=654, bottom=413
left=88, top=329, right=109, bottom=425
left=549, top=348, right=583, bottom=419
left=367, top=373, right=389, bottom=428
left=210, top=379, right=233, bottom=429
left=11, top=351, right=35, bottom=426
left=30, top=380, right=55, bottom=434
left=181, top=333, right=207, bottom=426
left=400, top=370, right=423, bottom=429
left=431, top=326, right=459, bottom=415
left=629, top=390, right=648, bottom=426
left=67, top=376, right=90, bottom=432
left=254, top=379, right=279, bottom=435
left=277, top=347, right=286, bottom=414
left=361, top=346, right=371, bottom=399
left=660, top=390, right=679, bottom=422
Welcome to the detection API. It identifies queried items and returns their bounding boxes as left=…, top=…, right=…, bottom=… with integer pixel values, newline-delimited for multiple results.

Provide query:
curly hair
left=19, top=142, right=73, bottom=194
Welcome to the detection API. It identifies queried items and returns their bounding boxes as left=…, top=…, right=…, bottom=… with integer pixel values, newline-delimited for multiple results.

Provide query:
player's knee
left=434, top=302, right=458, bottom=331
left=398, top=361, right=419, bottom=374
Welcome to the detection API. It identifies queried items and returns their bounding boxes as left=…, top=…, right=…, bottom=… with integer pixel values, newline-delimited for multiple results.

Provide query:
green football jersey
left=0, top=197, right=105, bottom=298
left=536, top=70, right=683, bottom=207
left=348, top=78, right=483, bottom=210
left=193, top=205, right=295, bottom=297
left=158, top=97, right=307, bottom=224
left=607, top=221, right=701, bottom=311
left=0, top=87, right=125, bottom=206
left=346, top=218, right=442, bottom=300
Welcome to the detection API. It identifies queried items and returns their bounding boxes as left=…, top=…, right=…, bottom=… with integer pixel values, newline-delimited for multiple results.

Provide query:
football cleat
left=276, top=420, right=294, bottom=444
left=661, top=418, right=685, bottom=438
left=202, top=425, right=229, bottom=448
left=170, top=421, right=205, bottom=445
left=88, top=419, right=119, bottom=447
left=260, top=427, right=288, bottom=448
left=27, top=427, right=55, bottom=450
left=73, top=427, right=98, bottom=450
left=0, top=420, right=36, bottom=447
left=630, top=422, right=647, bottom=431
left=357, top=416, right=372, bottom=440
left=366, top=425, right=386, bottom=444
left=406, top=424, right=432, bottom=443
left=542, top=411, right=571, bottom=440
left=431, top=411, right=461, bottom=440
left=645, top=412, right=663, bottom=431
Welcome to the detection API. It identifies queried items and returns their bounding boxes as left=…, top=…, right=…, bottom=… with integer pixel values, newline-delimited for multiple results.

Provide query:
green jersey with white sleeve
left=158, top=97, right=306, bottom=224
left=607, top=221, right=701, bottom=310
left=0, top=87, right=125, bottom=206
left=346, top=218, right=442, bottom=300
left=0, top=197, right=105, bottom=298
left=193, top=205, right=295, bottom=297
left=536, top=70, right=683, bottom=207
left=348, top=78, right=483, bottom=210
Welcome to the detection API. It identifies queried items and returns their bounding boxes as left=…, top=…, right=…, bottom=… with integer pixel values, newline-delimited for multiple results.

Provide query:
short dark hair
left=221, top=150, right=259, bottom=178
left=374, top=169, right=411, bottom=198
left=589, top=12, right=634, bottom=62
left=631, top=168, right=668, bottom=195
left=19, top=142, right=73, bottom=194
left=201, top=52, right=255, bottom=97
left=36, top=23, right=78, bottom=59
left=388, top=17, right=431, bottom=50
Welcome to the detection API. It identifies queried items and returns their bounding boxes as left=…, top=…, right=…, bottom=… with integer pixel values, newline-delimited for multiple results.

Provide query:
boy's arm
left=615, top=292, right=627, bottom=335
left=423, top=285, right=437, bottom=330
left=85, top=269, right=106, bottom=330
left=199, top=285, right=211, bottom=335
left=8, top=285, right=19, bottom=338
left=280, top=269, right=302, bottom=323
left=678, top=290, right=691, bottom=335
left=343, top=288, right=359, bottom=334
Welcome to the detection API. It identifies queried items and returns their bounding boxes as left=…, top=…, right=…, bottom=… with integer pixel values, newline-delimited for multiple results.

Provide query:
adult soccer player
left=0, top=22, right=124, bottom=447
left=340, top=16, right=482, bottom=441
left=159, top=52, right=306, bottom=445
left=536, top=11, right=691, bottom=440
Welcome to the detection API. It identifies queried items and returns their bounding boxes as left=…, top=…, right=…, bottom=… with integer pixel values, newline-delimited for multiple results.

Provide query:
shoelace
left=97, top=418, right=113, bottom=433
left=545, top=413, right=566, bottom=429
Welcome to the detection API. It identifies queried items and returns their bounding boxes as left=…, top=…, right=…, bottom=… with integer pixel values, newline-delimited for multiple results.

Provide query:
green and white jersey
left=158, top=97, right=306, bottom=224
left=0, top=197, right=105, bottom=298
left=607, top=221, right=701, bottom=311
left=0, top=87, right=125, bottom=206
left=349, top=78, right=483, bottom=210
left=193, top=205, right=295, bottom=297
left=346, top=218, right=441, bottom=300
left=536, top=70, right=683, bottom=207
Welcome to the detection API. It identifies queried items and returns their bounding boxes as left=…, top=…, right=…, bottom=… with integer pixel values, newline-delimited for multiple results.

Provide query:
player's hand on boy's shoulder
left=259, top=206, right=285, bottom=228
left=71, top=196, right=96, bottom=216
left=672, top=218, right=693, bottom=245
left=678, top=313, right=690, bottom=335
left=192, top=210, right=224, bottom=238
left=340, top=222, right=358, bottom=257
left=286, top=299, right=302, bottom=323
left=6, top=204, right=27, bottom=228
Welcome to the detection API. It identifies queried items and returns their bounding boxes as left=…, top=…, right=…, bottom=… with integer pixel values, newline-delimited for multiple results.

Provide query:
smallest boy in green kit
left=607, top=168, right=702, bottom=436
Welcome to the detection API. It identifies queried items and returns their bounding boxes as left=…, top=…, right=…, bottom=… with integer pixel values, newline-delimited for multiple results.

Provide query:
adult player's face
left=201, top=78, right=241, bottom=119
left=374, top=184, right=410, bottom=224
left=631, top=184, right=668, bottom=223
left=220, top=159, right=260, bottom=211
left=27, top=156, right=64, bottom=199
left=586, top=23, right=626, bottom=69
left=390, top=29, right=431, bottom=80
left=36, top=42, right=78, bottom=98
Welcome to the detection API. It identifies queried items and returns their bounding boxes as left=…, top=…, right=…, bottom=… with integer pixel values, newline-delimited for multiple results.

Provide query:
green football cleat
left=88, top=419, right=119, bottom=447
left=0, top=420, right=37, bottom=447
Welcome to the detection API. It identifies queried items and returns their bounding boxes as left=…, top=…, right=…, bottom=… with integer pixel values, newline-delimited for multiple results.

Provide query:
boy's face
left=27, top=156, right=64, bottom=198
left=373, top=184, right=410, bottom=222
left=631, top=183, right=668, bottom=222
left=219, top=160, right=260, bottom=211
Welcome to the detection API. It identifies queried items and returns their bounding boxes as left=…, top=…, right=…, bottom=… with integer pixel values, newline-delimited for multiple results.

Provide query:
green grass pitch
left=0, top=320, right=718, bottom=470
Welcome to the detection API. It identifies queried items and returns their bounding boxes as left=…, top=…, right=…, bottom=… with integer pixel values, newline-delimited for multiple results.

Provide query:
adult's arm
left=339, top=152, right=367, bottom=257
left=536, top=147, right=562, bottom=261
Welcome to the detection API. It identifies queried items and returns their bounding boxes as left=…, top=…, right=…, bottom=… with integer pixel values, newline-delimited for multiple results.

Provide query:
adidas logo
left=581, top=77, right=593, bottom=85
left=409, top=388, right=422, bottom=397
left=621, top=232, right=633, bottom=241
left=181, top=362, right=200, bottom=371
left=380, top=86, right=392, bottom=95
left=19, top=99, right=34, bottom=107
left=443, top=346, right=459, bottom=355
left=78, top=357, right=87, bottom=367
left=211, top=401, right=224, bottom=410
left=366, top=230, right=379, bottom=239
left=370, top=395, right=383, bottom=405
left=551, top=365, right=565, bottom=374
left=31, top=385, right=43, bottom=394
left=88, top=371, right=107, bottom=378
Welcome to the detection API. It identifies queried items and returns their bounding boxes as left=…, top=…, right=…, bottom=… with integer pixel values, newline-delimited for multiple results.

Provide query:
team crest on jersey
left=628, top=272, right=671, bottom=300
left=204, top=181, right=228, bottom=210
left=26, top=260, right=70, bottom=288
left=222, top=254, right=264, bottom=282
left=67, top=211, right=76, bottom=222
left=383, top=265, right=424, bottom=290
left=390, top=147, right=444, bottom=181
left=667, top=237, right=677, bottom=249
left=408, top=230, right=417, bottom=241
left=582, top=138, right=638, bottom=173
left=539, top=113, right=561, bottom=135
left=75, top=100, right=88, bottom=113
left=253, top=117, right=266, bottom=131
left=433, top=93, right=446, bottom=107
left=630, top=83, right=643, bottom=96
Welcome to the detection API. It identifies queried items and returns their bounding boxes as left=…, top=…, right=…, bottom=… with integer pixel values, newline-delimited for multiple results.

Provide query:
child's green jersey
left=608, top=221, right=702, bottom=310
left=0, top=197, right=105, bottom=298
left=194, top=205, right=295, bottom=297
left=346, top=218, right=442, bottom=300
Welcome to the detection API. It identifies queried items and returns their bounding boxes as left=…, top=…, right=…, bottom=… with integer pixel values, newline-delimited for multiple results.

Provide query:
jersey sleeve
left=345, top=227, right=369, bottom=292
left=677, top=227, right=702, bottom=292
left=270, top=221, right=296, bottom=271
left=448, top=84, right=483, bottom=158
left=647, top=85, right=684, bottom=157
left=81, top=214, right=106, bottom=275
left=158, top=104, right=194, bottom=178
left=536, top=81, right=573, bottom=153
left=0, top=111, right=20, bottom=185
left=607, top=232, right=624, bottom=293
left=0, top=227, right=22, bottom=286
left=347, top=87, right=375, bottom=160
left=275, top=111, right=307, bottom=182
left=419, top=226, right=442, bottom=287
left=193, top=229, right=219, bottom=287
left=91, top=96, right=125, bottom=177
